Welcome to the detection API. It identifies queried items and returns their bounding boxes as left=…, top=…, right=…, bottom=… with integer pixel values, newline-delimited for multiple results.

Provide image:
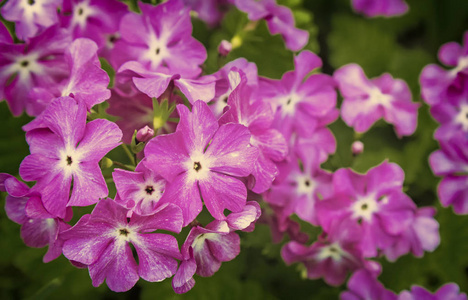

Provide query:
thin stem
left=121, top=144, right=135, bottom=166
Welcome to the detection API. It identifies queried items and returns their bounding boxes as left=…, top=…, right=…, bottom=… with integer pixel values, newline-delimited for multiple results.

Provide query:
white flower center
left=185, top=151, right=212, bottom=183
left=57, top=146, right=84, bottom=176
left=279, top=93, right=300, bottom=116
left=351, top=195, right=379, bottom=222
left=72, top=0, right=96, bottom=29
left=317, top=243, right=345, bottom=262
left=454, top=103, right=468, bottom=132
left=451, top=55, right=468, bottom=75
left=142, top=31, right=169, bottom=70
left=294, top=173, right=315, bottom=196
left=367, top=87, right=392, bottom=107
left=136, top=179, right=165, bottom=206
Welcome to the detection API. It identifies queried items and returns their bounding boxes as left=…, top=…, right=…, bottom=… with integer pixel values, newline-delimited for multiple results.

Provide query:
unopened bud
left=136, top=125, right=154, bottom=143
left=351, top=141, right=364, bottom=156
left=218, top=40, right=232, bottom=56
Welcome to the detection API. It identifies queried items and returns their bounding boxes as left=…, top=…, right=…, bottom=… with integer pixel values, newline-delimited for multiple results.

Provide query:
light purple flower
left=429, top=138, right=468, bottom=214
left=210, top=59, right=258, bottom=118
left=399, top=283, right=467, bottom=300
left=334, top=63, right=419, bottom=137
left=430, top=74, right=468, bottom=142
left=341, top=269, right=397, bottom=300
left=234, top=0, right=309, bottom=51
left=61, top=198, right=183, bottom=292
left=420, top=31, right=468, bottom=106
left=258, top=50, right=338, bottom=140
left=60, top=0, right=128, bottom=48
left=383, top=207, right=440, bottom=261
left=145, top=100, right=258, bottom=225
left=282, top=218, right=380, bottom=286
left=1, top=0, right=61, bottom=40
left=352, top=141, right=364, bottom=156
left=29, top=38, right=111, bottom=112
left=113, top=160, right=167, bottom=216
left=111, top=0, right=206, bottom=77
left=264, top=150, right=333, bottom=226
left=19, top=96, right=122, bottom=218
left=351, top=0, right=408, bottom=18
left=1, top=174, right=70, bottom=263
left=218, top=40, right=232, bottom=56
left=316, top=161, right=416, bottom=257
left=263, top=205, right=309, bottom=244
left=116, top=60, right=216, bottom=104
left=173, top=219, right=241, bottom=293
left=0, top=25, right=70, bottom=116
left=219, top=71, right=287, bottom=193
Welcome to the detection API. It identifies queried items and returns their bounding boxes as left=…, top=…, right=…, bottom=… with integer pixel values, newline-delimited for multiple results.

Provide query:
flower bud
left=351, top=141, right=364, bottom=156
left=136, top=125, right=154, bottom=143
left=218, top=40, right=232, bottom=56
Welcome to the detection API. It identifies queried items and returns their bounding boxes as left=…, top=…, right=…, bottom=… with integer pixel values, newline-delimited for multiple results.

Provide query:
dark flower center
left=155, top=48, right=160, bottom=55
left=329, top=246, right=338, bottom=253
left=66, top=156, right=73, bottom=166
left=20, top=60, right=29, bottom=67
left=145, top=185, right=154, bottom=195
left=361, top=203, right=368, bottom=210
left=119, top=228, right=129, bottom=236
left=28, top=0, right=35, bottom=5
left=304, top=180, right=310, bottom=187
left=193, top=162, right=202, bottom=172
left=286, top=98, right=292, bottom=105
left=222, top=96, right=228, bottom=103
left=78, top=8, right=84, bottom=15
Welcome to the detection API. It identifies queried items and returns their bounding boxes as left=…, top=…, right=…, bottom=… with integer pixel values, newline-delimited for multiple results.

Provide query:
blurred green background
left=1, top=0, right=468, bottom=298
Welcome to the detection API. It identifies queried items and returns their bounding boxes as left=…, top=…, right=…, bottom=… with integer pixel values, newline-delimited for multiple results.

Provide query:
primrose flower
left=145, top=100, right=258, bottom=225
left=61, top=199, right=183, bottom=292
left=334, top=63, right=419, bottom=137
left=351, top=0, right=408, bottom=18
left=1, top=0, right=61, bottom=40
left=19, top=96, right=122, bottom=218
left=341, top=269, right=397, bottom=300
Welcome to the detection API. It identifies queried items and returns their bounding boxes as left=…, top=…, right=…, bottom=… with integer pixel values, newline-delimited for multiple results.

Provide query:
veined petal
left=199, top=172, right=247, bottom=220
left=133, top=233, right=180, bottom=282
left=77, top=119, right=122, bottom=162
left=88, top=241, right=139, bottom=292
left=68, top=162, right=108, bottom=207
left=206, top=123, right=258, bottom=177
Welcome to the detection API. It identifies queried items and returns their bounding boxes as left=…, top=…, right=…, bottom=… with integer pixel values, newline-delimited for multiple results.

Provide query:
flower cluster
left=0, top=0, right=466, bottom=297
left=423, top=32, right=468, bottom=214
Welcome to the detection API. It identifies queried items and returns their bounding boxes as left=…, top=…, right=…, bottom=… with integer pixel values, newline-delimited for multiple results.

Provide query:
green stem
left=121, top=144, right=135, bottom=166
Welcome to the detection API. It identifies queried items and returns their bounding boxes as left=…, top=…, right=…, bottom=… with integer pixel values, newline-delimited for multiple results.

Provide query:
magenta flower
left=19, top=97, right=122, bottom=218
left=1, top=0, right=61, bottom=40
left=61, top=199, right=183, bottom=292
left=0, top=25, right=70, bottom=116
left=182, top=0, right=231, bottom=27
left=210, top=59, right=258, bottom=117
left=235, top=0, right=309, bottom=51
left=383, top=207, right=440, bottom=261
left=420, top=31, right=468, bottom=106
left=145, top=100, right=258, bottom=225
left=334, top=63, right=419, bottom=137
left=264, top=150, right=333, bottom=226
left=316, top=161, right=416, bottom=257
left=113, top=160, right=167, bottom=216
left=399, top=283, right=467, bottom=300
left=60, top=0, right=128, bottom=48
left=430, top=138, right=468, bottom=214
left=282, top=218, right=380, bottom=286
left=430, top=74, right=468, bottom=142
left=351, top=0, right=408, bottom=18
left=219, top=71, right=287, bottom=193
left=258, top=50, right=337, bottom=140
left=111, top=0, right=206, bottom=77
left=1, top=174, right=70, bottom=263
left=341, top=269, right=397, bottom=300
left=30, top=38, right=111, bottom=112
